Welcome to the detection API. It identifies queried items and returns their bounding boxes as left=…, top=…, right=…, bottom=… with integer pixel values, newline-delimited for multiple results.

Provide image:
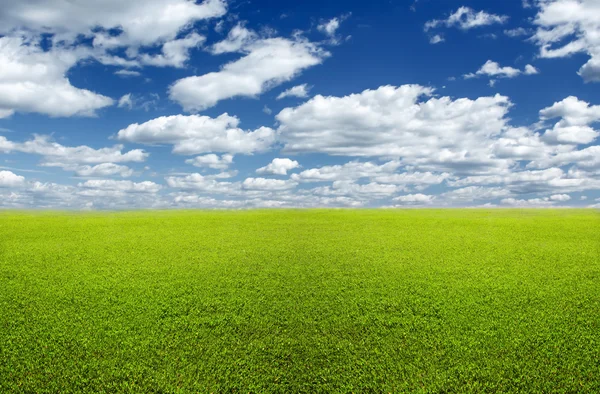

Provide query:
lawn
left=0, top=209, right=599, bottom=392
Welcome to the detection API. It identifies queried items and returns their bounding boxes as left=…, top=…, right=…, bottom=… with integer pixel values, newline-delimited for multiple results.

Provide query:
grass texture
left=1, top=209, right=599, bottom=392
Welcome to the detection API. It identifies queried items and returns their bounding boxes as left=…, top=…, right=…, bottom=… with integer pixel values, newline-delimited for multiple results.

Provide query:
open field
left=1, top=209, right=599, bottom=392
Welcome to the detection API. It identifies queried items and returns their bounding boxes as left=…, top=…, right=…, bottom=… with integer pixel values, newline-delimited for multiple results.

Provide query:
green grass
left=1, top=209, right=599, bottom=392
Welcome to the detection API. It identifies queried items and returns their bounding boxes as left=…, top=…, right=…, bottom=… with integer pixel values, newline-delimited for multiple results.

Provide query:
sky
left=1, top=0, right=600, bottom=209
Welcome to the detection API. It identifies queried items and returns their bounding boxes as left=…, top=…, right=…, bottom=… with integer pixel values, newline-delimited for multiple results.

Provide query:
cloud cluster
left=425, top=7, right=508, bottom=31
left=170, top=32, right=329, bottom=111
left=117, top=113, right=276, bottom=155
left=532, top=0, right=600, bottom=82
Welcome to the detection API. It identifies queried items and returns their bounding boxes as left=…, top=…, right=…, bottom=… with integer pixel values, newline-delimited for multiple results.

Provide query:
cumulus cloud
left=166, top=173, right=241, bottom=194
left=0, top=0, right=228, bottom=117
left=1, top=134, right=148, bottom=165
left=277, top=84, right=312, bottom=100
left=291, top=161, right=401, bottom=182
left=425, top=7, right=508, bottom=31
left=500, top=197, right=556, bottom=207
left=0, top=35, right=113, bottom=118
left=0, top=0, right=226, bottom=46
left=277, top=85, right=514, bottom=174
left=117, top=114, right=276, bottom=155
left=550, top=193, right=571, bottom=201
left=0, top=171, right=25, bottom=187
left=185, top=154, right=234, bottom=170
left=539, top=96, right=600, bottom=145
left=392, top=194, right=435, bottom=204
left=79, top=180, right=162, bottom=194
left=256, top=158, right=300, bottom=175
left=73, top=163, right=134, bottom=178
left=532, top=0, right=600, bottom=82
left=169, top=37, right=329, bottom=111
left=211, top=23, right=258, bottom=54
left=464, top=60, right=539, bottom=79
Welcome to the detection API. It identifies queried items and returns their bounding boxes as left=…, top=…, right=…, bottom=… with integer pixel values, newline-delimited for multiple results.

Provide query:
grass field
left=1, top=209, right=599, bottom=392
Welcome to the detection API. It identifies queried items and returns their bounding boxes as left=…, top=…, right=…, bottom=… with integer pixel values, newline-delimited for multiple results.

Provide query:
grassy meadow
left=0, top=209, right=599, bottom=392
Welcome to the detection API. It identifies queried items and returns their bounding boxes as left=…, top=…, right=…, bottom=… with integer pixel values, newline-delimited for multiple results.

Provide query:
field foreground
left=1, top=209, right=599, bottom=392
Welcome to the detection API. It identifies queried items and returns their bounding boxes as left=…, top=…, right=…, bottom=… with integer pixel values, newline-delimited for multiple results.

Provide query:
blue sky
left=1, top=0, right=599, bottom=209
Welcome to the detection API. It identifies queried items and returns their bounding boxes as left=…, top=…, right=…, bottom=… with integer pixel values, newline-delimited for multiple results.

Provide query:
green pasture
left=1, top=209, right=599, bottom=392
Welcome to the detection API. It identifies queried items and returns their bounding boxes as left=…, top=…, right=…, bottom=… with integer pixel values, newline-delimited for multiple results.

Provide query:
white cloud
left=429, top=34, right=445, bottom=44
left=524, top=64, right=540, bottom=75
left=118, top=94, right=134, bottom=110
left=504, top=27, right=532, bottom=37
left=464, top=60, right=539, bottom=79
left=0, top=35, right=113, bottom=118
left=1, top=134, right=148, bottom=165
left=550, top=193, right=571, bottom=201
left=166, top=173, right=241, bottom=194
left=0, top=0, right=227, bottom=48
left=425, top=7, right=508, bottom=31
left=318, top=18, right=341, bottom=37
left=291, top=161, right=402, bottom=182
left=539, top=96, right=600, bottom=145
left=185, top=154, right=234, bottom=170
left=442, top=186, right=512, bottom=203
left=257, top=158, right=300, bottom=175
left=117, top=113, right=276, bottom=155
left=532, top=0, right=600, bottom=82
left=242, top=177, right=298, bottom=191
left=79, top=180, right=162, bottom=194
left=169, top=37, right=329, bottom=111
left=312, top=181, right=402, bottom=199
left=73, top=163, right=134, bottom=178
left=500, top=197, right=555, bottom=207
left=138, top=33, right=205, bottom=68
left=277, top=85, right=513, bottom=174
left=211, top=23, right=258, bottom=54
left=115, top=70, right=142, bottom=78
left=277, top=84, right=311, bottom=100
left=392, top=194, right=435, bottom=204
left=0, top=171, right=25, bottom=187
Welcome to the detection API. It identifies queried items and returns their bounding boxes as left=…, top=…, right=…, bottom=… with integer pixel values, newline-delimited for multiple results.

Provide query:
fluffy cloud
left=0, top=0, right=226, bottom=48
left=392, top=194, right=435, bottom=204
left=0, top=171, right=25, bottom=187
left=79, top=180, right=162, bottom=194
left=138, top=33, right=205, bottom=67
left=277, top=85, right=513, bottom=174
left=211, top=23, right=258, bottom=54
left=72, top=163, right=134, bottom=178
left=291, top=161, right=401, bottom=182
left=464, top=60, right=539, bottom=79
left=186, top=154, right=234, bottom=170
left=1, top=134, right=148, bottom=165
left=277, top=84, right=311, bottom=100
left=532, top=0, right=600, bottom=82
left=256, top=158, right=300, bottom=175
left=425, top=7, right=508, bottom=31
left=166, top=173, right=240, bottom=194
left=539, top=96, right=600, bottom=145
left=318, top=18, right=342, bottom=37
left=500, top=197, right=556, bottom=207
left=169, top=37, right=329, bottom=111
left=117, top=114, right=276, bottom=155
left=311, top=181, right=402, bottom=199
left=0, top=35, right=113, bottom=118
